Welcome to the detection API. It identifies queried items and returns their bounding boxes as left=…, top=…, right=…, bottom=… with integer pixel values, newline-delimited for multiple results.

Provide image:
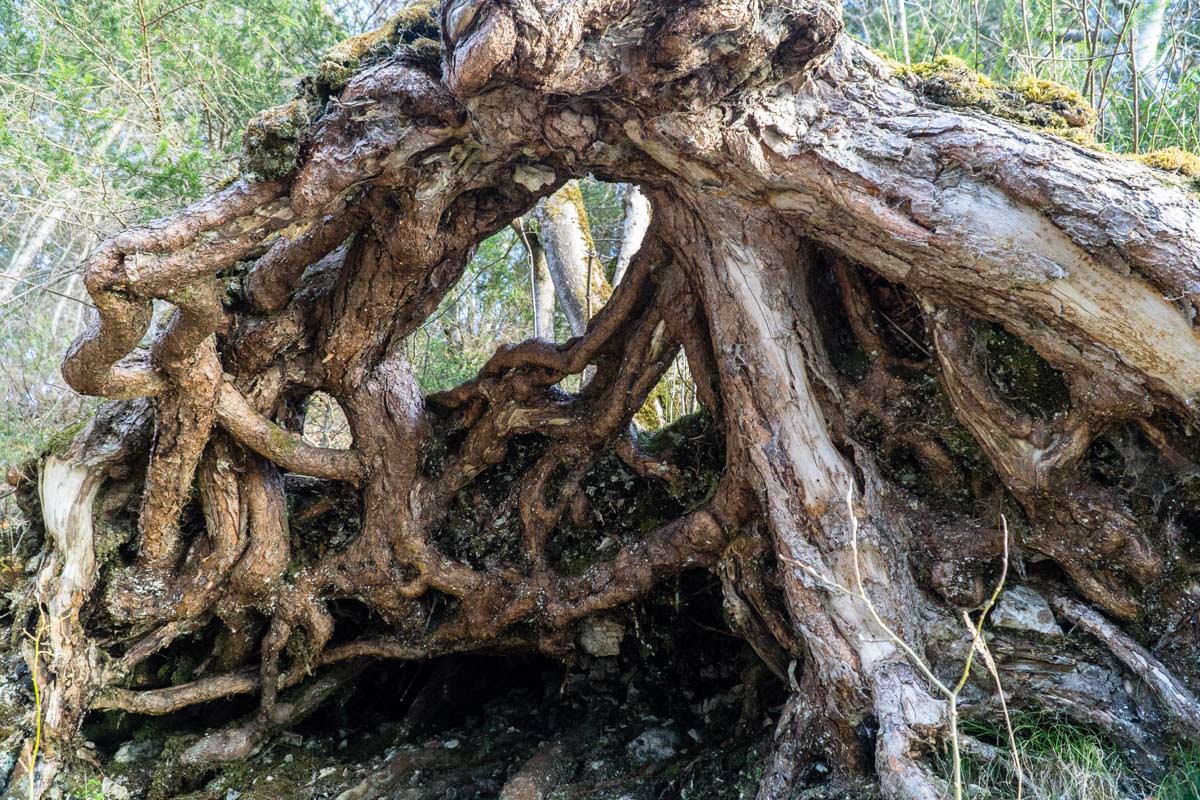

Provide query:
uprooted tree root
left=6, top=1, right=1200, bottom=798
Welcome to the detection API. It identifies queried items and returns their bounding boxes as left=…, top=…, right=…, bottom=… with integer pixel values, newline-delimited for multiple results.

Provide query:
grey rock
left=992, top=586, right=1062, bottom=637
left=579, top=617, right=625, bottom=658
left=0, top=750, right=15, bottom=789
left=113, top=738, right=161, bottom=764
left=626, top=727, right=679, bottom=766
left=101, top=777, right=130, bottom=800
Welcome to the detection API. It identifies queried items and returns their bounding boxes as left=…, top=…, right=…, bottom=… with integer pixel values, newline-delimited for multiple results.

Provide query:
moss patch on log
left=974, top=321, right=1071, bottom=421
left=897, top=55, right=1096, bottom=140
left=315, top=0, right=440, bottom=90
left=1136, top=147, right=1200, bottom=192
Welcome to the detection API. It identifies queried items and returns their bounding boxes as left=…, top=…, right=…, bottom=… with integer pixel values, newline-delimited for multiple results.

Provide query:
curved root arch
left=17, top=1, right=1200, bottom=797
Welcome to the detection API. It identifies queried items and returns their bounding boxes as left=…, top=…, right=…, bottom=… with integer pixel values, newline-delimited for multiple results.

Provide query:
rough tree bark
left=521, top=221, right=557, bottom=340
left=9, top=0, right=1200, bottom=798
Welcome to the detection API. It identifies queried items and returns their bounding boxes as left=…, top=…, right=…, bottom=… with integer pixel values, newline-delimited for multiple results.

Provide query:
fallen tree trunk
left=8, top=0, right=1200, bottom=797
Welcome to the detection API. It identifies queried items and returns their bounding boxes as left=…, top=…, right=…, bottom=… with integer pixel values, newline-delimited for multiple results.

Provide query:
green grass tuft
left=950, top=713, right=1200, bottom=800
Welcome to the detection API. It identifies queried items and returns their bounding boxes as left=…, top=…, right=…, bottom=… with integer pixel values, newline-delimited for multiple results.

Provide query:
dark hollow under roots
left=16, top=569, right=800, bottom=800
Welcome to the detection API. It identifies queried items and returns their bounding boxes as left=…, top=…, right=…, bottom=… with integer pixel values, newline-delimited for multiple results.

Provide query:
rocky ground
left=0, top=571, right=789, bottom=800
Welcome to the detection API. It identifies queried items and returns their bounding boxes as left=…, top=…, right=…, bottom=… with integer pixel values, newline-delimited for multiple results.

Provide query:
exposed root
left=17, top=6, right=1200, bottom=798
left=180, top=664, right=364, bottom=765
left=929, top=306, right=1160, bottom=620
left=1053, top=595, right=1200, bottom=737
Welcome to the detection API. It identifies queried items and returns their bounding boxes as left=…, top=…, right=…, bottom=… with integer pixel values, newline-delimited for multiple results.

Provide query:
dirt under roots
left=0, top=570, right=798, bottom=800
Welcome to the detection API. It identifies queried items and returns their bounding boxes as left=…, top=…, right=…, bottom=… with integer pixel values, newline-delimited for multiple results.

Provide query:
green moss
left=553, top=182, right=597, bottom=253
left=638, top=409, right=724, bottom=505
left=1010, top=75, right=1095, bottom=128
left=897, top=55, right=1096, bottom=139
left=1137, top=146, right=1200, bottom=192
left=315, top=1, right=440, bottom=90
left=975, top=322, right=1070, bottom=420
left=201, top=740, right=338, bottom=800
left=539, top=181, right=610, bottom=310
left=1137, top=146, right=1200, bottom=176
left=239, top=98, right=311, bottom=182
left=898, top=55, right=997, bottom=108
left=288, top=481, right=362, bottom=566
left=147, top=735, right=202, bottom=800
left=44, top=418, right=88, bottom=456
left=267, top=420, right=299, bottom=455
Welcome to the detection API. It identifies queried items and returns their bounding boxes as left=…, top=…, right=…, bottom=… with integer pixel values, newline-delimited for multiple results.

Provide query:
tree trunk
left=533, top=181, right=611, bottom=337
left=613, top=184, right=651, bottom=287
left=527, top=228, right=557, bottom=340
left=11, top=1, right=1200, bottom=798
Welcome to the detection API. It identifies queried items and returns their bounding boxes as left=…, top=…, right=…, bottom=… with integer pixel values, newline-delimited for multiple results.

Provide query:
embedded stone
left=992, top=586, right=1062, bottom=637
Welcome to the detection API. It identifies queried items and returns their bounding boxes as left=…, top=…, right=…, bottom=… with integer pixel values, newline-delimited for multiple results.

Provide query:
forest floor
left=0, top=571, right=793, bottom=800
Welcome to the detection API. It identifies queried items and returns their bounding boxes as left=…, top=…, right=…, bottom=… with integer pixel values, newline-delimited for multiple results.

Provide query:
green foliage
left=406, top=226, right=537, bottom=393
left=0, top=0, right=343, bottom=468
left=1155, top=746, right=1200, bottom=800
left=401, top=178, right=666, bottom=400
left=69, top=777, right=106, bottom=800
left=0, top=0, right=341, bottom=211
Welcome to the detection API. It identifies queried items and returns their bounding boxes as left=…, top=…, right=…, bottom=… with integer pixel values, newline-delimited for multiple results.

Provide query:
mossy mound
left=1138, top=146, right=1200, bottom=176
left=315, top=0, right=440, bottom=90
left=1137, top=147, right=1200, bottom=192
left=239, top=99, right=312, bottom=182
left=897, top=55, right=1096, bottom=140
left=898, top=55, right=996, bottom=108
